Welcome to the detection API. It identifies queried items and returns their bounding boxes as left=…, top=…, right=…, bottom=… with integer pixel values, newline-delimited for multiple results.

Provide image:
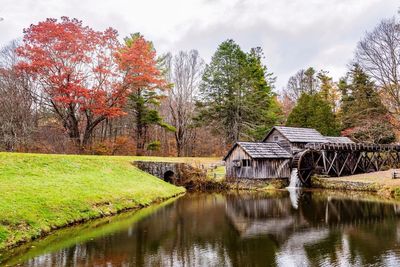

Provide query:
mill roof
left=223, top=142, right=292, bottom=161
left=263, top=126, right=328, bottom=143
left=325, top=136, right=354, bottom=144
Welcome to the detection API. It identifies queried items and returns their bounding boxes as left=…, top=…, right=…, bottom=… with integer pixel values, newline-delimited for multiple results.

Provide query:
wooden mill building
left=224, top=126, right=354, bottom=180
left=262, top=126, right=353, bottom=154
left=223, top=142, right=292, bottom=180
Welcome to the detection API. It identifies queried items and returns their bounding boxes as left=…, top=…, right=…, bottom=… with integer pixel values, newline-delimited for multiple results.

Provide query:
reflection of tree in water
left=226, top=191, right=400, bottom=266
left=18, top=192, right=400, bottom=267
left=299, top=192, right=400, bottom=265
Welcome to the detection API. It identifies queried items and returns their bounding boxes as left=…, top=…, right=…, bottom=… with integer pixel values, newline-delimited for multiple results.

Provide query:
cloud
left=0, top=0, right=398, bottom=89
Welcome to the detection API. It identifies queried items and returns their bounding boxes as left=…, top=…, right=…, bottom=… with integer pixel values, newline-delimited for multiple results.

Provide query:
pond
left=2, top=190, right=400, bottom=267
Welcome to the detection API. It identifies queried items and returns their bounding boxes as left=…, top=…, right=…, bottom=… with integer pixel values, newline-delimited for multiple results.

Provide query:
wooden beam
left=327, top=152, right=338, bottom=176
left=339, top=153, right=351, bottom=176
left=352, top=152, right=364, bottom=174
left=322, top=151, right=327, bottom=173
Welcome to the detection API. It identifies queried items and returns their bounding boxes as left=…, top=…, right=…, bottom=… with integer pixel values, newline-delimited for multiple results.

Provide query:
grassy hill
left=0, top=153, right=187, bottom=250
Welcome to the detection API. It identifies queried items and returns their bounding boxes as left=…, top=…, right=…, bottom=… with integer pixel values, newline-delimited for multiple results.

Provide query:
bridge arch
left=163, top=170, right=175, bottom=183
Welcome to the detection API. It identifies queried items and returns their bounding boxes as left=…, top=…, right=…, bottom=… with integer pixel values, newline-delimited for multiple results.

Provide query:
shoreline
left=4, top=152, right=400, bottom=254
left=0, top=194, right=186, bottom=265
left=0, top=191, right=186, bottom=254
left=312, top=171, right=400, bottom=199
left=2, top=174, right=399, bottom=260
left=0, top=153, right=186, bottom=251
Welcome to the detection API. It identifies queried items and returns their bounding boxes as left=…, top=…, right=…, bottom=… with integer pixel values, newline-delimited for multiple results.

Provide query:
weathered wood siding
left=264, top=129, right=291, bottom=153
left=291, top=142, right=307, bottom=153
left=225, top=146, right=253, bottom=179
left=225, top=145, right=291, bottom=180
left=264, top=129, right=309, bottom=154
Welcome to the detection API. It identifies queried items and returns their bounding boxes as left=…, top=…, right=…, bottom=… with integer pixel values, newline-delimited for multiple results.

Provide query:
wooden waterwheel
left=292, top=149, right=323, bottom=187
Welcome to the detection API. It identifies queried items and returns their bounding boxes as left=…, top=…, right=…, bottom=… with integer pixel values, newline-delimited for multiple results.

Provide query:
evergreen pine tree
left=286, top=93, right=340, bottom=136
left=340, top=64, right=395, bottom=143
left=198, top=40, right=281, bottom=144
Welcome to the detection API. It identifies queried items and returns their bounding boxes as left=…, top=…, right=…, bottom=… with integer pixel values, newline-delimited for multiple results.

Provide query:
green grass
left=0, top=152, right=187, bottom=250
left=130, top=155, right=222, bottom=166
left=207, top=166, right=226, bottom=181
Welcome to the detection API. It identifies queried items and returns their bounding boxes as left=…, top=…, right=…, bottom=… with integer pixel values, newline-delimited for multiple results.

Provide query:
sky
left=0, top=0, right=398, bottom=90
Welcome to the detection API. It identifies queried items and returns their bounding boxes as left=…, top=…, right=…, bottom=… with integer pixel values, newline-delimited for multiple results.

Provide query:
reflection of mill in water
left=225, top=192, right=400, bottom=266
left=225, top=193, right=400, bottom=241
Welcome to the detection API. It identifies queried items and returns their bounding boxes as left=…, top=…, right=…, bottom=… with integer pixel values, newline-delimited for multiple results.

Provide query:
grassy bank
left=0, top=152, right=186, bottom=250
left=1, top=196, right=181, bottom=266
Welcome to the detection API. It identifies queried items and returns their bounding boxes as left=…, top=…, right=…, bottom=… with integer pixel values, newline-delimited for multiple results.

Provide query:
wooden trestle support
left=292, top=143, right=400, bottom=186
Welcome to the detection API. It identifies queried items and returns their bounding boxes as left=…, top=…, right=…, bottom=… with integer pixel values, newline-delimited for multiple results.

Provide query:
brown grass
left=319, top=169, right=400, bottom=187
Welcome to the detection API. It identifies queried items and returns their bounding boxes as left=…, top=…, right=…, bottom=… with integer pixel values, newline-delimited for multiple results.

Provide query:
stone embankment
left=134, top=161, right=229, bottom=191
left=312, top=169, right=400, bottom=198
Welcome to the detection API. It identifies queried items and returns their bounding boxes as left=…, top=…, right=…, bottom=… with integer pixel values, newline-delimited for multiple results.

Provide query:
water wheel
left=292, top=149, right=322, bottom=187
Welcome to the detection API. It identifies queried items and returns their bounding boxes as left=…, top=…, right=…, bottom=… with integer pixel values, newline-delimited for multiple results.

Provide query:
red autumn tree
left=16, top=17, right=127, bottom=151
left=116, top=33, right=171, bottom=155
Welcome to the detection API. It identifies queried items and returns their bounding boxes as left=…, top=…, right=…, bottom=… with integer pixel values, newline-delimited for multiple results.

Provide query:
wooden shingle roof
left=224, top=142, right=292, bottom=161
left=263, top=126, right=328, bottom=143
left=325, top=136, right=354, bottom=144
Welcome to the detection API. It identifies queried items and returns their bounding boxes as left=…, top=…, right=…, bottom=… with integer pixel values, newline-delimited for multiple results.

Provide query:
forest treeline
left=1, top=15, right=400, bottom=156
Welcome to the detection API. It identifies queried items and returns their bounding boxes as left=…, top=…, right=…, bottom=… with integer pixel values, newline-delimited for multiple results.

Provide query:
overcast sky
left=0, top=0, right=398, bottom=90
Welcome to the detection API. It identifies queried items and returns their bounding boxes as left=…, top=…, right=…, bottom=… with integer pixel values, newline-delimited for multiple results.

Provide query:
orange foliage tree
left=16, top=17, right=127, bottom=151
left=116, top=33, right=171, bottom=155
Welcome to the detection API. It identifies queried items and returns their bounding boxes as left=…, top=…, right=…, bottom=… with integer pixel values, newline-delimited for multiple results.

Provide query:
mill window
left=242, top=159, right=251, bottom=167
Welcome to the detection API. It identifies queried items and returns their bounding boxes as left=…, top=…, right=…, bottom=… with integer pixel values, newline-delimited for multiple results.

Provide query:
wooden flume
left=292, top=143, right=400, bottom=186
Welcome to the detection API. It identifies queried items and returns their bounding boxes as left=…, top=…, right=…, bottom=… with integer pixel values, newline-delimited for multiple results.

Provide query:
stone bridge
left=133, top=161, right=206, bottom=185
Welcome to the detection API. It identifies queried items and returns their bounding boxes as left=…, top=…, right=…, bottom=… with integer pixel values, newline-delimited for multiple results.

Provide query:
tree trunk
left=81, top=116, right=106, bottom=153
left=136, top=115, right=145, bottom=156
left=176, top=129, right=186, bottom=157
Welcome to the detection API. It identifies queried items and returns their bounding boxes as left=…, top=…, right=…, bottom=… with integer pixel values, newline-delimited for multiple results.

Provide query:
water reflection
left=3, top=191, right=400, bottom=267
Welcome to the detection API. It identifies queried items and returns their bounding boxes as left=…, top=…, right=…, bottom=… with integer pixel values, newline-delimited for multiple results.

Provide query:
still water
left=3, top=190, right=400, bottom=267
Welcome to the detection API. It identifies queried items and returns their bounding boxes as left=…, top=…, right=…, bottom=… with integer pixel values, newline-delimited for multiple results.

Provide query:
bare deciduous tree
left=356, top=17, right=400, bottom=118
left=166, top=50, right=204, bottom=156
left=0, top=41, right=37, bottom=151
left=283, top=67, right=320, bottom=102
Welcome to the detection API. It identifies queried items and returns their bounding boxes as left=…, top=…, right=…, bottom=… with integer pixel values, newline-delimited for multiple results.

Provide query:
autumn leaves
left=16, top=17, right=166, bottom=151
